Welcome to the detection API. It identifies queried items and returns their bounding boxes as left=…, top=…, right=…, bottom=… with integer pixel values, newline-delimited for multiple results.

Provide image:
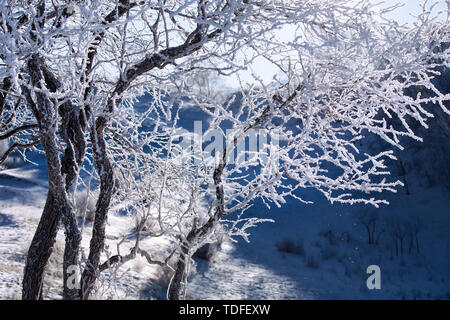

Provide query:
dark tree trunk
left=80, top=117, right=115, bottom=300
left=398, top=159, right=410, bottom=195
left=22, top=191, right=61, bottom=300
left=168, top=243, right=190, bottom=300
left=168, top=216, right=223, bottom=300
left=399, top=237, right=404, bottom=256
left=21, top=61, right=86, bottom=300
left=22, top=119, right=85, bottom=299
left=23, top=54, right=82, bottom=300
left=365, top=225, right=373, bottom=244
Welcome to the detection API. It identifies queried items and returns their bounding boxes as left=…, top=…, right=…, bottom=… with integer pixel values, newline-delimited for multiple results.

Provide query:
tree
left=0, top=0, right=448, bottom=300
left=354, top=210, right=383, bottom=245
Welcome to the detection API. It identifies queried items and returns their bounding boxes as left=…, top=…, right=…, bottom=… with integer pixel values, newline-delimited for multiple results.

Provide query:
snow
left=1, top=114, right=449, bottom=300
left=198, top=187, right=450, bottom=299
left=0, top=165, right=47, bottom=299
left=187, top=241, right=311, bottom=300
left=2, top=69, right=450, bottom=300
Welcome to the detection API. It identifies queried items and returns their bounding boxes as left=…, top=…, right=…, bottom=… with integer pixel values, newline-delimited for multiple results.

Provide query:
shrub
left=340, top=231, right=354, bottom=244
left=319, top=230, right=338, bottom=245
left=73, top=189, right=98, bottom=222
left=275, top=237, right=305, bottom=256
left=193, top=243, right=219, bottom=261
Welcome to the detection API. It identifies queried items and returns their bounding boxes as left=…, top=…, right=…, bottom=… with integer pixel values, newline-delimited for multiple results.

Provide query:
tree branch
left=0, top=77, right=12, bottom=116
left=0, top=140, right=40, bottom=165
left=0, top=124, right=38, bottom=141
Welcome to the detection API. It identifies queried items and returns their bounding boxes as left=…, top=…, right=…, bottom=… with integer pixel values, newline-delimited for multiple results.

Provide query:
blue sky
left=381, top=0, right=448, bottom=24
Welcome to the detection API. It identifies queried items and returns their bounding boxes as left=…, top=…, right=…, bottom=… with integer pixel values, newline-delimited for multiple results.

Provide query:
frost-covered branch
left=0, top=0, right=448, bottom=300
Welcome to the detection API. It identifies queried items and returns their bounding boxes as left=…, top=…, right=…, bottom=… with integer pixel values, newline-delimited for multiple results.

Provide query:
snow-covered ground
left=187, top=187, right=450, bottom=300
left=0, top=151, right=449, bottom=300
left=0, top=164, right=48, bottom=299
left=1, top=75, right=449, bottom=299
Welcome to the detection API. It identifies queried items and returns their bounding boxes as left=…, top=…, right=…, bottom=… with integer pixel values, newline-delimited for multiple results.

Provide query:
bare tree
left=354, top=210, right=384, bottom=245
left=407, top=215, right=422, bottom=254
left=0, top=0, right=448, bottom=300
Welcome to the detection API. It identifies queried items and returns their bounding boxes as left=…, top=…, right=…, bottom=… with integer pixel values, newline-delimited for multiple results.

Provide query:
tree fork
left=80, top=117, right=115, bottom=299
left=22, top=54, right=84, bottom=300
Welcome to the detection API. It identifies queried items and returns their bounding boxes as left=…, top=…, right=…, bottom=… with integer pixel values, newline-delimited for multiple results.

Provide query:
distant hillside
left=362, top=66, right=450, bottom=193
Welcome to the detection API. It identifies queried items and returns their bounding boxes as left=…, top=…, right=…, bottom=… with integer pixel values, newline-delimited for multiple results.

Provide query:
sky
left=383, top=0, right=448, bottom=24
left=223, top=0, right=449, bottom=89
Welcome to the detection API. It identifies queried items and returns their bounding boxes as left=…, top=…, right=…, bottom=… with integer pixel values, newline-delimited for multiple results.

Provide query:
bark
left=169, top=81, right=308, bottom=300
left=0, top=77, right=12, bottom=116
left=168, top=215, right=222, bottom=299
left=169, top=160, right=226, bottom=300
left=22, top=114, right=85, bottom=299
left=21, top=1, right=141, bottom=300
left=80, top=117, right=115, bottom=299
left=22, top=1, right=223, bottom=300
left=78, top=7, right=214, bottom=297
left=168, top=243, right=190, bottom=300
left=22, top=191, right=61, bottom=300
left=23, top=54, right=82, bottom=300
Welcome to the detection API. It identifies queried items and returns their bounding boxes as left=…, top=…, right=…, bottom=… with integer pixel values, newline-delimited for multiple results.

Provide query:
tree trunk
left=169, top=160, right=226, bottom=300
left=399, top=237, right=404, bottom=256
left=365, top=225, right=372, bottom=244
left=22, top=113, right=85, bottom=299
left=23, top=54, right=82, bottom=300
left=22, top=191, right=61, bottom=300
left=168, top=216, right=221, bottom=300
left=398, top=160, right=410, bottom=195
left=168, top=244, right=190, bottom=300
left=80, top=117, right=115, bottom=299
left=415, top=233, right=420, bottom=254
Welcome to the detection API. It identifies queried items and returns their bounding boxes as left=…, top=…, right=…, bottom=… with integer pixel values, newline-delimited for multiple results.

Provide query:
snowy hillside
left=1, top=62, right=450, bottom=299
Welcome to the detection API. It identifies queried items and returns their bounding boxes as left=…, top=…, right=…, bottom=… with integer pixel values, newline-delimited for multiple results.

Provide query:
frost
left=1, top=0, right=449, bottom=300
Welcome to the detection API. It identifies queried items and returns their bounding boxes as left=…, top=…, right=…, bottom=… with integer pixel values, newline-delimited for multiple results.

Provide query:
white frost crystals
left=0, top=0, right=449, bottom=300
